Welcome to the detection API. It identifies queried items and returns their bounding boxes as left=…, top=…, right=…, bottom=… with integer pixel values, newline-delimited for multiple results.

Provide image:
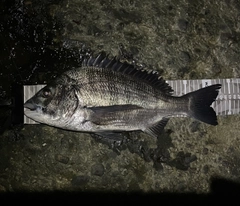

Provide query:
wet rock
left=177, top=67, right=190, bottom=78
left=168, top=152, right=197, bottom=170
left=141, top=148, right=154, bottom=162
left=5, top=130, right=24, bottom=142
left=71, top=175, right=89, bottom=187
left=203, top=148, right=209, bottom=155
left=0, top=184, right=6, bottom=192
left=153, top=161, right=164, bottom=171
left=179, top=51, right=191, bottom=63
left=178, top=19, right=188, bottom=31
left=91, top=163, right=105, bottom=176
left=203, top=165, right=209, bottom=174
left=55, top=154, right=69, bottom=164
left=151, top=148, right=170, bottom=164
left=112, top=8, right=142, bottom=24
left=189, top=121, right=201, bottom=133
left=107, top=151, right=118, bottom=159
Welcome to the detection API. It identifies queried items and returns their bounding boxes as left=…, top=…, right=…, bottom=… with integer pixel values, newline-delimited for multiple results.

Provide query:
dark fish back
left=58, top=53, right=175, bottom=108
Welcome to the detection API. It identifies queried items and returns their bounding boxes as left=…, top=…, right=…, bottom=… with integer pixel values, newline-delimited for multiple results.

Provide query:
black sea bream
left=24, top=53, right=221, bottom=138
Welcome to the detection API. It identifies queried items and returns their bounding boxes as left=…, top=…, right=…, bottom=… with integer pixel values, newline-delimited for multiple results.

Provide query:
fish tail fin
left=183, top=84, right=221, bottom=125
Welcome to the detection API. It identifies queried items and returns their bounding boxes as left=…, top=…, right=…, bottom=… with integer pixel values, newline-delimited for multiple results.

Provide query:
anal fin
left=144, top=118, right=169, bottom=138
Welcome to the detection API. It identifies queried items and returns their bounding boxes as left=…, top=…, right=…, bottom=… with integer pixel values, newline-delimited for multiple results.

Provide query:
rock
left=91, top=163, right=105, bottom=176
left=178, top=19, right=189, bottom=31
left=55, top=154, right=69, bottom=164
left=71, top=175, right=89, bottom=186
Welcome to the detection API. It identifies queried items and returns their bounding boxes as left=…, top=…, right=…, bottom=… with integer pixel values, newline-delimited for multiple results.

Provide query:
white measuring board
left=24, top=78, right=240, bottom=124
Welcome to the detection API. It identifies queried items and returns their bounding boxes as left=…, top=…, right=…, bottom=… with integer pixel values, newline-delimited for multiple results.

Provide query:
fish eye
left=42, top=88, right=52, bottom=98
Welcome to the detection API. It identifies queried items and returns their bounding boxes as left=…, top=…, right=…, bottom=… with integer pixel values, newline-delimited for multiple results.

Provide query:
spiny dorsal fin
left=82, top=52, right=173, bottom=95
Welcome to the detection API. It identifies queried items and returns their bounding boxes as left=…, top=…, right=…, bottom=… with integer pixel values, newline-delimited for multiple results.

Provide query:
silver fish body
left=24, top=53, right=221, bottom=138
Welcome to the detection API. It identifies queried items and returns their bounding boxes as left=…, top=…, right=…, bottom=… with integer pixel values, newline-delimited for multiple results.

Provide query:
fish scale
left=68, top=67, right=160, bottom=108
left=94, top=80, right=156, bottom=107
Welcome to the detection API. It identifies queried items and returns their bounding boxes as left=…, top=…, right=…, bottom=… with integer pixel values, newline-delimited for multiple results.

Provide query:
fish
left=24, top=53, right=221, bottom=139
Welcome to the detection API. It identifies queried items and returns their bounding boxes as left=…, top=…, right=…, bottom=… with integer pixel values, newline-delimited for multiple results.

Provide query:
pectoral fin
left=144, top=118, right=169, bottom=138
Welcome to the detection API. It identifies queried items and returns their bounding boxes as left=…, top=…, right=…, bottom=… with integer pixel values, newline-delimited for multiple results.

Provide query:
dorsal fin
left=82, top=52, right=173, bottom=95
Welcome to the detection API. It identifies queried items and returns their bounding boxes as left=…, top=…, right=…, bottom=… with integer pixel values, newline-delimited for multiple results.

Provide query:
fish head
left=24, top=84, right=62, bottom=125
left=24, top=83, right=80, bottom=128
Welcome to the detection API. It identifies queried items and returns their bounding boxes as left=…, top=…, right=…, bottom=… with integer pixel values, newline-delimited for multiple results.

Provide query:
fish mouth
left=24, top=100, right=38, bottom=111
left=24, top=100, right=59, bottom=124
left=24, top=100, right=44, bottom=120
left=24, top=105, right=47, bottom=126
